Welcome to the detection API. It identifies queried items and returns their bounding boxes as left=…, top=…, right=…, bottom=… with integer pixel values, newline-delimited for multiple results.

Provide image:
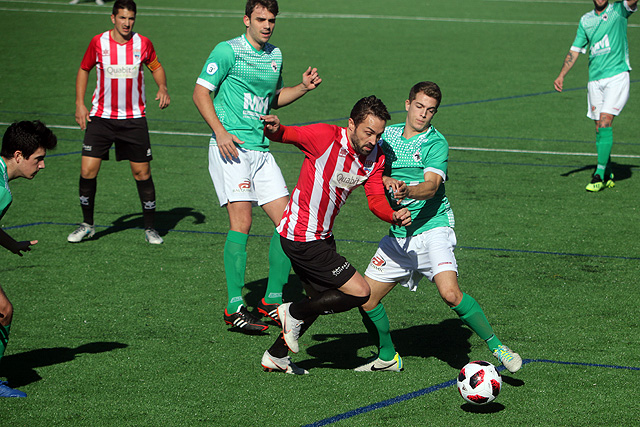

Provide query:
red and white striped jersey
left=271, top=123, right=386, bottom=242
left=80, top=31, right=159, bottom=119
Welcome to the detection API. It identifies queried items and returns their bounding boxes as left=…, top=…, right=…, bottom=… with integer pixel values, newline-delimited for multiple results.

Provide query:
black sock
left=135, top=177, right=156, bottom=229
left=290, top=289, right=369, bottom=319
left=79, top=176, right=97, bottom=225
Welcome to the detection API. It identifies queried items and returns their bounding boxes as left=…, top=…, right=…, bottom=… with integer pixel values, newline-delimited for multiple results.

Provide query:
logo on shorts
left=332, top=261, right=351, bottom=277
left=371, top=256, right=386, bottom=267
left=238, top=180, right=251, bottom=190
left=147, top=148, right=152, bottom=157
left=206, top=62, right=219, bottom=75
left=438, top=262, right=453, bottom=267
left=83, top=144, right=92, bottom=151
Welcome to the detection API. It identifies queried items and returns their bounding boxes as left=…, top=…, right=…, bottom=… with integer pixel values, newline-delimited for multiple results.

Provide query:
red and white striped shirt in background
left=269, top=123, right=386, bottom=242
left=80, top=31, right=160, bottom=120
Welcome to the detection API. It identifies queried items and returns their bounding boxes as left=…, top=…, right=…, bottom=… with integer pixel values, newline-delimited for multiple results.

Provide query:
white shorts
left=208, top=145, right=289, bottom=207
left=586, top=71, right=630, bottom=120
left=364, top=226, right=458, bottom=291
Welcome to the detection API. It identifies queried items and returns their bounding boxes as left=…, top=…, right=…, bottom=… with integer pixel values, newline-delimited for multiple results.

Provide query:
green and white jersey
left=0, top=158, right=12, bottom=220
left=571, top=1, right=636, bottom=82
left=381, top=123, right=454, bottom=238
left=196, top=34, right=284, bottom=151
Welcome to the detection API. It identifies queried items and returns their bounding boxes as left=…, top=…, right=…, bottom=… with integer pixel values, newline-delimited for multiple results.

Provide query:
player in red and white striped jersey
left=69, top=0, right=170, bottom=245
left=259, top=96, right=412, bottom=373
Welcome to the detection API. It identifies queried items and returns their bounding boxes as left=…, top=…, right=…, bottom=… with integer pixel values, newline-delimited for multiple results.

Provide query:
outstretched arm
left=554, top=50, right=580, bottom=92
left=274, top=67, right=322, bottom=108
left=627, top=0, right=638, bottom=10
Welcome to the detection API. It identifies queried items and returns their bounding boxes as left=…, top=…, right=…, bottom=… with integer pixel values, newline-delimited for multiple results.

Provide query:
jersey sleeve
left=196, top=42, right=235, bottom=92
left=141, top=37, right=161, bottom=72
left=422, top=134, right=448, bottom=181
left=571, top=20, right=588, bottom=54
left=363, top=150, right=387, bottom=197
left=80, top=35, right=100, bottom=71
left=623, top=1, right=637, bottom=16
left=269, top=123, right=338, bottom=158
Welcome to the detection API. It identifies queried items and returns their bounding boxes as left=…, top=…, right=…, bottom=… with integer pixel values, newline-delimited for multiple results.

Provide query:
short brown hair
left=113, top=0, right=136, bottom=15
left=408, top=81, right=442, bottom=108
left=245, top=0, right=278, bottom=17
left=350, top=96, right=391, bottom=128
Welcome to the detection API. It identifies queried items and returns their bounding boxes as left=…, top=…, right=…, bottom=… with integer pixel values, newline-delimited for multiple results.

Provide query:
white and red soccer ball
left=457, top=361, right=502, bottom=405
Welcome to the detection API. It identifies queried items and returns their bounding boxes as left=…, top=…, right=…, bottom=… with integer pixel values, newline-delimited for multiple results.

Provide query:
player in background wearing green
left=0, top=121, right=57, bottom=397
left=356, top=82, right=522, bottom=373
left=554, top=0, right=637, bottom=192
left=193, top=0, right=322, bottom=332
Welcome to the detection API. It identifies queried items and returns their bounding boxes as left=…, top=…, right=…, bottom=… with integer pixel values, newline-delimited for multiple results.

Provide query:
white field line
left=5, top=122, right=638, bottom=159
left=1, top=1, right=638, bottom=27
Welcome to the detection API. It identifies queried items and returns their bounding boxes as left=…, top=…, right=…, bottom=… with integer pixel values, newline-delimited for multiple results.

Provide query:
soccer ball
left=456, top=361, right=502, bottom=405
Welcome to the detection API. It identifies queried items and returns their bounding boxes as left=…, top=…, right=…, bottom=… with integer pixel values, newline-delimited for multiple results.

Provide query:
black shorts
left=83, top=116, right=153, bottom=162
left=280, top=235, right=357, bottom=292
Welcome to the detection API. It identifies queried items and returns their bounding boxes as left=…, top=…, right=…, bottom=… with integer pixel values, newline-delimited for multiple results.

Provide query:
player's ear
left=13, top=150, right=24, bottom=163
left=405, top=99, right=411, bottom=112
left=243, top=15, right=251, bottom=27
left=347, top=118, right=355, bottom=132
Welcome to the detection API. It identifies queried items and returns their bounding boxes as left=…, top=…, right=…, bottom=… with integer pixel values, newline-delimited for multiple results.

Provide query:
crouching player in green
left=356, top=82, right=522, bottom=373
left=0, top=121, right=57, bottom=397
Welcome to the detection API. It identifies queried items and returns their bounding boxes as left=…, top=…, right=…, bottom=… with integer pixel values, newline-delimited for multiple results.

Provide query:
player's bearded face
left=349, top=115, right=386, bottom=156
left=405, top=93, right=438, bottom=134
left=593, top=0, right=608, bottom=11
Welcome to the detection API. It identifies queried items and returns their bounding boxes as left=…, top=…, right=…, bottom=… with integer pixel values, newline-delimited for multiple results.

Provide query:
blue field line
left=302, top=358, right=639, bottom=427
left=5, top=222, right=640, bottom=261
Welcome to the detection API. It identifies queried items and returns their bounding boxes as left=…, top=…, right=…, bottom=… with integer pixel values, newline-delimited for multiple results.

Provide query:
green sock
left=264, top=229, right=290, bottom=305
left=224, top=231, right=248, bottom=313
left=0, top=323, right=10, bottom=363
left=595, top=127, right=613, bottom=179
left=452, top=293, right=502, bottom=352
left=364, top=303, right=396, bottom=361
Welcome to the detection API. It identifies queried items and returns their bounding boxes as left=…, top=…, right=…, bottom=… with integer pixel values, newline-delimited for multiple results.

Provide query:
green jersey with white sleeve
left=0, top=158, right=13, bottom=220
left=381, top=123, right=454, bottom=239
left=196, top=34, right=284, bottom=151
left=571, top=1, right=636, bottom=82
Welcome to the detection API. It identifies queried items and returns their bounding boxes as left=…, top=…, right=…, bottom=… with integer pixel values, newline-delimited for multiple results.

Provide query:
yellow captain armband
left=147, top=58, right=162, bottom=72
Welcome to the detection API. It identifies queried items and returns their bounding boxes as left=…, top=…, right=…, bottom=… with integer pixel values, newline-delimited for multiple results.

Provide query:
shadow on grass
left=460, top=401, right=505, bottom=413
left=561, top=161, right=637, bottom=181
left=87, top=207, right=206, bottom=240
left=301, top=319, right=473, bottom=371
left=0, top=341, right=128, bottom=388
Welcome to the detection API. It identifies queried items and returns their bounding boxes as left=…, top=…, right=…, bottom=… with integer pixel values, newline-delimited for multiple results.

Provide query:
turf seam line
left=302, top=359, right=640, bottom=427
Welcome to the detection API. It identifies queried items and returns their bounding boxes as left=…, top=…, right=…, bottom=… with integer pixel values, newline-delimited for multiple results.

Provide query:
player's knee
left=0, top=300, right=13, bottom=325
left=440, top=288, right=462, bottom=307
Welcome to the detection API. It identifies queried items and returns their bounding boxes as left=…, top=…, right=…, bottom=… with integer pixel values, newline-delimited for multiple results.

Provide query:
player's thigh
left=82, top=117, right=115, bottom=164
left=365, top=235, right=416, bottom=289
left=261, top=195, right=289, bottom=226
left=253, top=152, right=289, bottom=207
left=601, top=71, right=630, bottom=117
left=208, top=145, right=258, bottom=207
left=113, top=118, right=153, bottom=163
left=417, top=227, right=458, bottom=281
left=281, top=236, right=358, bottom=294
